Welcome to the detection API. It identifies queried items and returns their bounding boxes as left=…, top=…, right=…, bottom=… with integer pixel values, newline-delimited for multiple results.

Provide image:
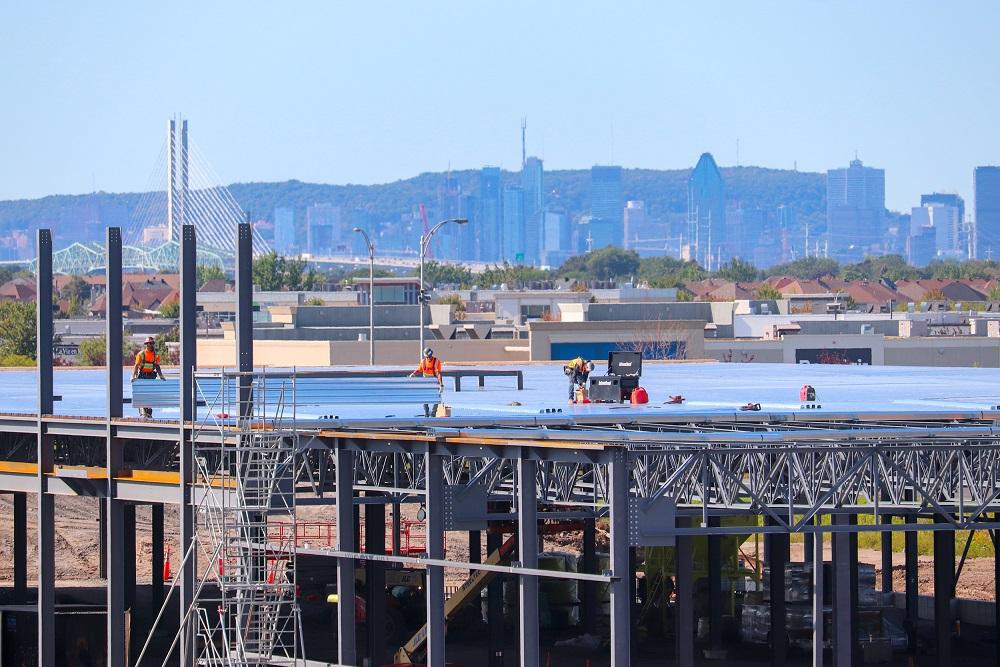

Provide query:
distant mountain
left=0, top=166, right=829, bottom=248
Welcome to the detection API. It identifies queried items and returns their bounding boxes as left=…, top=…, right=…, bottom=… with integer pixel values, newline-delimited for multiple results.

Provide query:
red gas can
left=631, top=387, right=649, bottom=404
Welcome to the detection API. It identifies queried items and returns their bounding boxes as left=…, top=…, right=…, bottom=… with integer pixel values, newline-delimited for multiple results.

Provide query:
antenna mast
left=521, top=117, right=527, bottom=168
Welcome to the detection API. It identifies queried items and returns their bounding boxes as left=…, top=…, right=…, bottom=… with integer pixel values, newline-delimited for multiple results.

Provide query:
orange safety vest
left=416, top=357, right=442, bottom=378
left=136, top=349, right=160, bottom=376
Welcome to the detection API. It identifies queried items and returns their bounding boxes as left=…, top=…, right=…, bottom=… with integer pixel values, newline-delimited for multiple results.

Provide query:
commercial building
left=478, top=167, right=502, bottom=262
left=623, top=200, right=645, bottom=250
left=975, top=166, right=1000, bottom=260
left=305, top=203, right=342, bottom=255
left=590, top=165, right=623, bottom=249
left=273, top=206, right=296, bottom=255
left=826, top=158, right=885, bottom=261
left=501, top=185, right=525, bottom=263
left=687, top=153, right=725, bottom=268
left=521, top=156, right=544, bottom=265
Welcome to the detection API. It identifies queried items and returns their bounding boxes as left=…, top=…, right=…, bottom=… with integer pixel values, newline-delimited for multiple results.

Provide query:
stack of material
left=744, top=562, right=886, bottom=650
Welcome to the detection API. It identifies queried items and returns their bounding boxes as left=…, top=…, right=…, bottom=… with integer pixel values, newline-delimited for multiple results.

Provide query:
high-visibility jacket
left=565, top=357, right=588, bottom=373
left=135, top=349, right=161, bottom=377
left=415, top=356, right=442, bottom=378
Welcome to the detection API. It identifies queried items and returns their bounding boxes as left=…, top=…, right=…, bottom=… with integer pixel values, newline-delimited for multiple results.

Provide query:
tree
left=556, top=246, right=639, bottom=281
left=755, top=284, right=784, bottom=300
left=767, top=256, right=840, bottom=280
left=284, top=257, right=307, bottom=290
left=418, top=262, right=473, bottom=287
left=304, top=296, right=325, bottom=306
left=842, top=255, right=921, bottom=282
left=197, top=264, right=227, bottom=287
left=0, top=301, right=36, bottom=359
left=77, top=335, right=106, bottom=366
left=159, top=298, right=180, bottom=318
left=60, top=276, right=91, bottom=302
left=714, top=257, right=761, bottom=282
left=988, top=284, right=1000, bottom=301
left=253, top=252, right=285, bottom=291
left=637, top=257, right=706, bottom=287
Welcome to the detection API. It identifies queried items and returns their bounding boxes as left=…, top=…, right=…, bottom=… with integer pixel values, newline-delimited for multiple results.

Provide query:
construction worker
left=131, top=336, right=165, bottom=417
left=410, top=347, right=444, bottom=416
left=564, top=356, right=595, bottom=404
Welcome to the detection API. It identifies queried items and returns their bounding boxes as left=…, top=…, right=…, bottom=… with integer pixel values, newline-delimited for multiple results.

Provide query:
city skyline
left=2, top=2, right=999, bottom=211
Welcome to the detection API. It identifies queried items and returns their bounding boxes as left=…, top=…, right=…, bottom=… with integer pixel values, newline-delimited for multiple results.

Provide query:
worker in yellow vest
left=131, top=336, right=165, bottom=417
left=564, top=356, right=594, bottom=404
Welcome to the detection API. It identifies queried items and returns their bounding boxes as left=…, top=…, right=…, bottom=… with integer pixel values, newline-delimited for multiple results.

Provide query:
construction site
left=1, top=222, right=1000, bottom=667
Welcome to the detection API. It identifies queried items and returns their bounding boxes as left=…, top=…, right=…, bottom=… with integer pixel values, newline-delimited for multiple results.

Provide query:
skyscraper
left=478, top=167, right=503, bottom=262
left=910, top=202, right=962, bottom=262
left=623, top=201, right=646, bottom=250
left=521, top=157, right=544, bottom=265
left=687, top=153, right=725, bottom=268
left=975, top=167, right=1000, bottom=260
left=502, top=185, right=525, bottom=263
left=826, top=158, right=885, bottom=261
left=273, top=207, right=295, bottom=255
left=590, top=166, right=623, bottom=251
left=306, top=203, right=342, bottom=255
left=921, top=193, right=967, bottom=259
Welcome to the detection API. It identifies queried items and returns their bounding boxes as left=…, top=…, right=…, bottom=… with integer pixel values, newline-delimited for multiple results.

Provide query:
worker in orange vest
left=410, top=347, right=443, bottom=416
left=131, top=336, right=165, bottom=417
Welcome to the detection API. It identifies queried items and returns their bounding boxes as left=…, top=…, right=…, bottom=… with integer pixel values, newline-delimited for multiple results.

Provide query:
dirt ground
left=1, top=496, right=996, bottom=601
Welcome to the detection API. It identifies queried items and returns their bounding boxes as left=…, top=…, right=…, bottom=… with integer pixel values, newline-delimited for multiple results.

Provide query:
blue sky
left=1, top=1, right=998, bottom=211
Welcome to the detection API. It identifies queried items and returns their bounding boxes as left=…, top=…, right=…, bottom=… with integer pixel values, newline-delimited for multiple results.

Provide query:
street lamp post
left=353, top=227, right=375, bottom=365
left=418, top=218, right=468, bottom=361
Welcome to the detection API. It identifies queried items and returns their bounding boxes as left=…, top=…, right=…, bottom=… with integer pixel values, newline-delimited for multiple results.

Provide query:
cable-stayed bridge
left=22, top=117, right=270, bottom=274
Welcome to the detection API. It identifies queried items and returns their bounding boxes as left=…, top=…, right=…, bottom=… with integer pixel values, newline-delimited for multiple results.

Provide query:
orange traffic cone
left=163, top=545, right=172, bottom=581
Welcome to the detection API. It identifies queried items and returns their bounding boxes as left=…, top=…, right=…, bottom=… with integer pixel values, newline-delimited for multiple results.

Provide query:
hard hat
left=144, top=336, right=155, bottom=344
left=587, top=361, right=595, bottom=372
left=424, top=347, right=434, bottom=357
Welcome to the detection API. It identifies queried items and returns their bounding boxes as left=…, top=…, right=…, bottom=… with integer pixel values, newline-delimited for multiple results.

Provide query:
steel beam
left=105, top=226, right=127, bottom=667
left=364, top=498, right=387, bottom=667
left=178, top=223, right=196, bottom=666
left=995, top=513, right=1000, bottom=667
left=124, top=503, right=136, bottom=611
left=608, top=450, right=631, bottom=667
left=767, top=517, right=788, bottom=667
left=36, top=229, right=54, bottom=667
left=14, top=492, right=26, bottom=604
left=675, top=515, right=694, bottom=667
left=933, top=517, right=954, bottom=666
left=426, top=452, right=447, bottom=667
left=335, top=448, right=357, bottom=666
left=517, top=457, right=539, bottom=667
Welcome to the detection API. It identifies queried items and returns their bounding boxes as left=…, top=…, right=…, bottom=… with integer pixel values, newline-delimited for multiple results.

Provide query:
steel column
left=811, top=528, right=824, bottom=667
left=14, top=492, right=26, bottom=604
left=426, top=453, right=446, bottom=667
left=364, top=499, right=387, bottom=666
left=933, top=518, right=954, bottom=666
left=178, top=223, right=196, bottom=666
left=675, top=516, right=695, bottom=666
left=832, top=513, right=854, bottom=667
left=335, top=448, right=357, bottom=666
left=995, top=513, right=1000, bottom=667
left=36, top=228, right=55, bottom=667
left=236, top=221, right=253, bottom=414
left=152, top=504, right=164, bottom=610
left=99, top=502, right=107, bottom=579
left=905, top=515, right=918, bottom=657
left=707, top=516, right=723, bottom=653
left=804, top=515, right=814, bottom=563
left=581, top=517, right=597, bottom=633
left=469, top=530, right=481, bottom=565
left=881, top=514, right=893, bottom=593
left=517, top=457, right=539, bottom=667
left=608, top=450, right=631, bottom=667
left=486, top=502, right=505, bottom=667
left=124, top=503, right=136, bottom=611
left=105, top=226, right=126, bottom=667
left=767, top=518, right=788, bottom=667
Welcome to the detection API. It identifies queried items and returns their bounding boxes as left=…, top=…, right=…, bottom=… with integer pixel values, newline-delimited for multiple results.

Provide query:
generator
left=607, top=351, right=643, bottom=401
left=589, top=376, right=623, bottom=403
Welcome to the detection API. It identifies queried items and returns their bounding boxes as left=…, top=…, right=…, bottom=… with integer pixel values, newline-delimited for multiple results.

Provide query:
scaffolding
left=190, top=370, right=301, bottom=665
